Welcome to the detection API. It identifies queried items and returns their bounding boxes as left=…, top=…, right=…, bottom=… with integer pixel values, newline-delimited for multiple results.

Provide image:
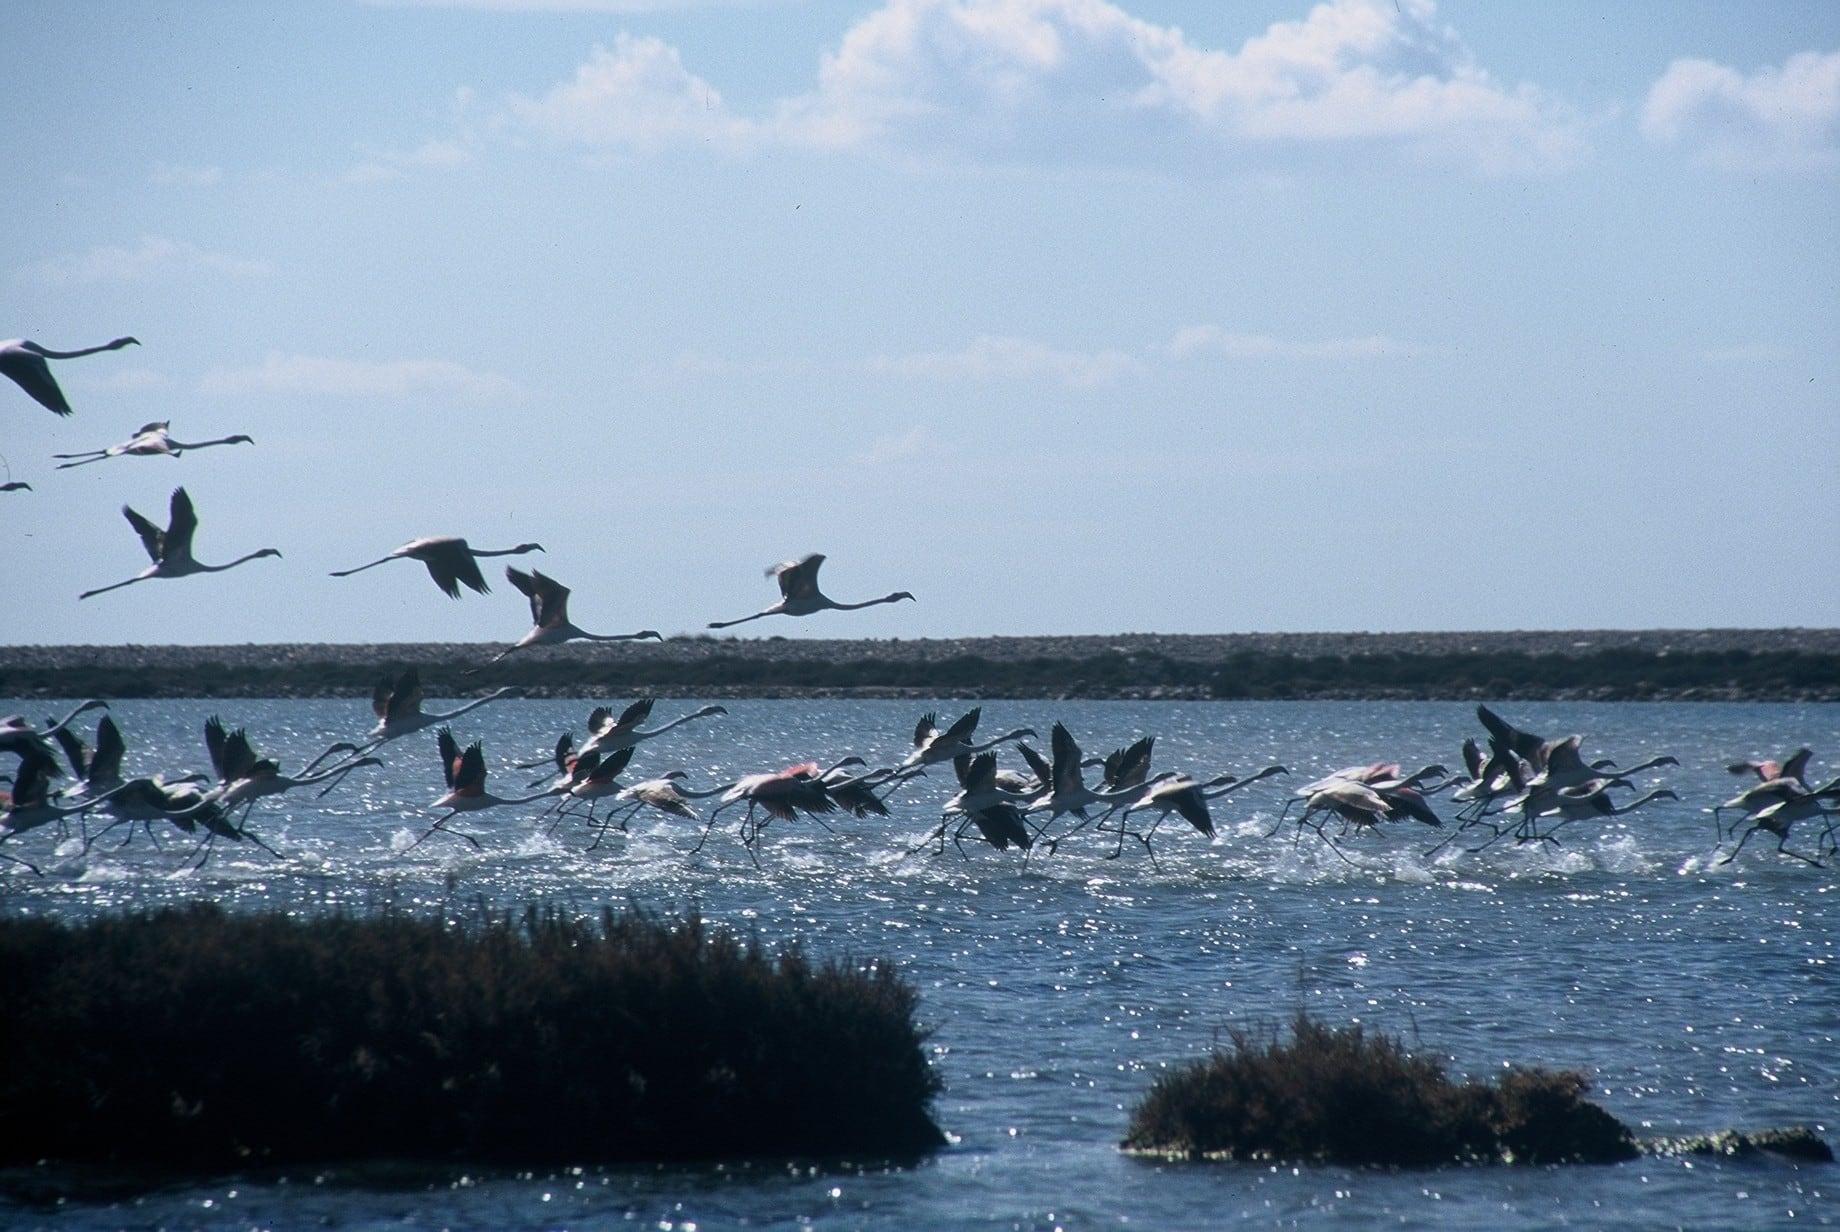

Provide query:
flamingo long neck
left=830, top=593, right=907, bottom=611
left=30, top=338, right=137, bottom=359
left=580, top=628, right=659, bottom=643
left=199, top=550, right=277, bottom=573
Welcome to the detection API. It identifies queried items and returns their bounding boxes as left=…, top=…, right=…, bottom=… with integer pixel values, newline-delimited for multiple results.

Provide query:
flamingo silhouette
left=412, top=727, right=554, bottom=850
left=362, top=666, right=519, bottom=748
left=708, top=554, right=913, bottom=629
left=54, top=421, right=254, bottom=468
left=0, top=335, right=138, bottom=416
left=79, top=487, right=280, bottom=599
left=898, top=707, right=1036, bottom=777
left=479, top=567, right=661, bottom=667
left=573, top=697, right=729, bottom=760
left=331, top=535, right=544, bottom=599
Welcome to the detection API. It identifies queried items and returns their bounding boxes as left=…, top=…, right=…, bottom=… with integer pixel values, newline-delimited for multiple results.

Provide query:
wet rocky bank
left=3, top=629, right=1836, bottom=701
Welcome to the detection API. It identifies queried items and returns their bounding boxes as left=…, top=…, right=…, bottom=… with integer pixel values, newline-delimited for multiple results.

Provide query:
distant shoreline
left=3, top=630, right=1836, bottom=701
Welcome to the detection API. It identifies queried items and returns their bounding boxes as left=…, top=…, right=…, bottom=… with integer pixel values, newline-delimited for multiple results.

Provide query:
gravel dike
left=3, top=629, right=1837, bottom=701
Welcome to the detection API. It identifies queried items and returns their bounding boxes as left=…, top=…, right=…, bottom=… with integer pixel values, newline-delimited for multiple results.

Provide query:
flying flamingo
left=198, top=715, right=378, bottom=835
left=707, top=554, right=914, bottom=629
left=1026, top=723, right=1148, bottom=853
left=1, top=752, right=134, bottom=872
left=702, top=762, right=838, bottom=861
left=573, top=697, right=729, bottom=760
left=1122, top=763, right=1292, bottom=845
left=330, top=536, right=544, bottom=599
left=609, top=771, right=730, bottom=827
left=79, top=487, right=280, bottom=600
left=921, top=751, right=1035, bottom=857
left=0, top=335, right=138, bottom=416
left=1, top=700, right=109, bottom=765
left=479, top=567, right=661, bottom=667
left=361, top=666, right=519, bottom=749
left=897, top=708, right=1036, bottom=778
left=53, top=421, right=254, bottom=468
left=412, top=727, right=554, bottom=850
left=1720, top=786, right=1840, bottom=868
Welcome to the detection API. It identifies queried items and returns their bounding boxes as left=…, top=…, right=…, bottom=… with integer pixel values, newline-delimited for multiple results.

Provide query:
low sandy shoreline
left=3, top=629, right=1836, bottom=701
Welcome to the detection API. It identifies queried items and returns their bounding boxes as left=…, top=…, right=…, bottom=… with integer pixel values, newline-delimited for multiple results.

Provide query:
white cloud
left=199, top=353, right=522, bottom=400
left=773, top=0, right=1581, bottom=172
left=490, top=0, right=1580, bottom=173
left=18, top=236, right=271, bottom=286
left=1642, top=50, right=1840, bottom=172
left=1168, top=325, right=1406, bottom=360
left=868, top=334, right=1141, bottom=387
left=505, top=33, right=757, bottom=152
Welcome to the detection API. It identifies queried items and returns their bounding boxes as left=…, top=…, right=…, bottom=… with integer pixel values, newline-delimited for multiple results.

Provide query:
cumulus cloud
left=18, top=236, right=271, bottom=286
left=199, top=353, right=522, bottom=400
left=868, top=334, right=1142, bottom=387
left=491, top=0, right=1581, bottom=173
left=505, top=33, right=757, bottom=152
left=1168, top=325, right=1406, bottom=360
left=1642, top=49, right=1840, bottom=171
left=779, top=0, right=1581, bottom=172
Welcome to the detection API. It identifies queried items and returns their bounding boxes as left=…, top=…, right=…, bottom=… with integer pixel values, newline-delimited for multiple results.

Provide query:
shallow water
left=2, top=697, right=1835, bottom=1229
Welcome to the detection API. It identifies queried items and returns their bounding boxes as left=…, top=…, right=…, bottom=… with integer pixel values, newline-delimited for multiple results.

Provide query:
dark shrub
left=1122, top=1013, right=1637, bottom=1166
left=0, top=904, right=944, bottom=1169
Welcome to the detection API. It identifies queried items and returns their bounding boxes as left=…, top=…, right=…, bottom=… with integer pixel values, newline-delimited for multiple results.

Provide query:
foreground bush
left=0, top=904, right=944, bottom=1168
left=1122, top=1014, right=1637, bottom=1165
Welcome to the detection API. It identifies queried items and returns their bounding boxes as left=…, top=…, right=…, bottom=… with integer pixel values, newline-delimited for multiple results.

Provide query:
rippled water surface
left=2, top=697, right=1835, bottom=1229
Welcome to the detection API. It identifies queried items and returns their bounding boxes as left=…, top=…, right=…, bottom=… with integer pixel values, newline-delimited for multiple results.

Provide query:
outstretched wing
left=614, top=697, right=656, bottom=731
left=774, top=554, right=824, bottom=601
left=165, top=488, right=198, bottom=554
left=937, top=708, right=982, bottom=747
left=505, top=566, right=544, bottom=622
left=123, top=504, right=166, bottom=563
left=437, top=726, right=463, bottom=789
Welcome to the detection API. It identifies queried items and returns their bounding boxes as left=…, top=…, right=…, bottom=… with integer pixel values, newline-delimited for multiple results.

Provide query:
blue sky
left=4, top=0, right=1836, bottom=646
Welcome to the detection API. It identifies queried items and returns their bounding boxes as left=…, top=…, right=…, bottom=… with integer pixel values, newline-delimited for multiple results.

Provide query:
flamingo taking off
left=413, top=727, right=554, bottom=850
left=362, top=666, right=519, bottom=748
left=573, top=697, right=729, bottom=760
left=200, top=715, right=377, bottom=832
left=479, top=567, right=661, bottom=667
left=79, top=487, right=280, bottom=600
left=54, top=421, right=254, bottom=468
left=0, top=335, right=139, bottom=416
left=330, top=536, right=544, bottom=599
left=708, top=554, right=914, bottom=629
left=898, top=708, right=1036, bottom=777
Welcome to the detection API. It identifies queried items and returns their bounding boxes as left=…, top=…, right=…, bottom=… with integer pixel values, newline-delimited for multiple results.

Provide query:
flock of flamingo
left=2, top=683, right=1835, bottom=876
left=2, top=332, right=916, bottom=650
left=4, top=334, right=1836, bottom=874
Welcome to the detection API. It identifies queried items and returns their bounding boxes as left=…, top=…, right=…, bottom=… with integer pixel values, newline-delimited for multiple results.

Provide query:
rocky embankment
left=3, top=629, right=1837, bottom=701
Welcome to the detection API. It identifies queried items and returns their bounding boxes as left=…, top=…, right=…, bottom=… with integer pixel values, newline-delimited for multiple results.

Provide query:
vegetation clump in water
left=0, top=904, right=945, bottom=1169
left=1121, top=1013, right=1638, bottom=1166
